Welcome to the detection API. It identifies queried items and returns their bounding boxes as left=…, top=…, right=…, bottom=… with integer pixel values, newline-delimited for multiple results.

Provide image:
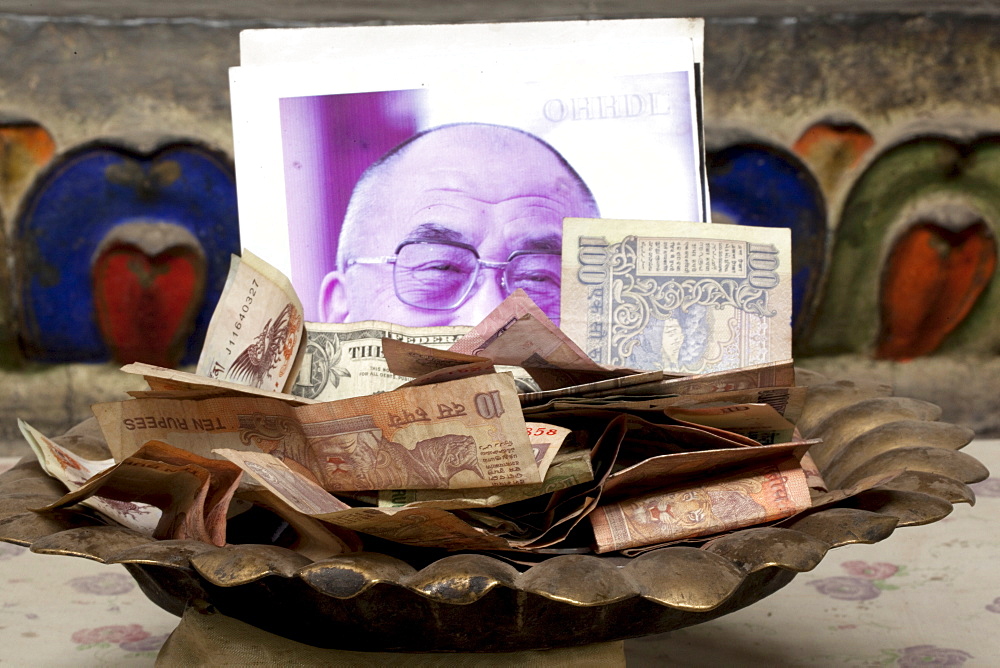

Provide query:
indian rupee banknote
left=94, top=372, right=539, bottom=491
left=18, top=420, right=162, bottom=535
left=590, top=457, right=810, bottom=552
left=450, top=289, right=633, bottom=390
left=38, top=440, right=243, bottom=546
left=197, top=250, right=305, bottom=393
left=561, top=218, right=792, bottom=373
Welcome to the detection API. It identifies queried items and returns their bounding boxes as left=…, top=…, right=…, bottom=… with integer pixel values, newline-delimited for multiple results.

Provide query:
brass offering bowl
left=0, top=371, right=988, bottom=652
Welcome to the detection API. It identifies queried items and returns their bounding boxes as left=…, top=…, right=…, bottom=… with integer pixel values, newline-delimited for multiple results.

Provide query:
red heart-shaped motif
left=92, top=243, right=205, bottom=367
left=876, top=221, right=997, bottom=360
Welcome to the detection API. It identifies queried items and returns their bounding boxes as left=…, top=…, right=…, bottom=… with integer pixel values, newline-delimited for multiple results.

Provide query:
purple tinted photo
left=280, top=91, right=598, bottom=326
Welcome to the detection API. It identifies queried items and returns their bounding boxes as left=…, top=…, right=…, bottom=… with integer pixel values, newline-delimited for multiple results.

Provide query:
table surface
left=1, top=440, right=997, bottom=667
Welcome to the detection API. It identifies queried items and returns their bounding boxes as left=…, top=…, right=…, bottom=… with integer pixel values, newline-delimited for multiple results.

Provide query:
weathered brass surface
left=0, top=370, right=988, bottom=652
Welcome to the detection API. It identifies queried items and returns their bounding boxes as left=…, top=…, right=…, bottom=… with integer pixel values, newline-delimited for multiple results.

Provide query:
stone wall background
left=1, top=3, right=998, bottom=453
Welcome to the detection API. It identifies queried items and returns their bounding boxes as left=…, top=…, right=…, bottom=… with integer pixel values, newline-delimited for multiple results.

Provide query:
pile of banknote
left=21, top=224, right=874, bottom=561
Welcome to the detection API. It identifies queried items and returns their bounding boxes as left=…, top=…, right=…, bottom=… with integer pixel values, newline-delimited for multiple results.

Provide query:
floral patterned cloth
left=1, top=439, right=997, bottom=666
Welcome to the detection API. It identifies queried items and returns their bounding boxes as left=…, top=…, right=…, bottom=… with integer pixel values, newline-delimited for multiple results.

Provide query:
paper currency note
left=289, top=321, right=548, bottom=401
left=516, top=370, right=666, bottom=406
left=382, top=337, right=488, bottom=378
left=582, top=359, right=796, bottom=399
left=799, top=452, right=827, bottom=492
left=663, top=403, right=796, bottom=445
left=450, top=289, right=633, bottom=390
left=522, top=386, right=808, bottom=429
left=383, top=338, right=497, bottom=388
left=290, top=321, right=476, bottom=400
left=294, top=372, right=539, bottom=490
left=38, top=440, right=243, bottom=546
left=376, top=444, right=594, bottom=510
left=215, top=448, right=513, bottom=551
left=375, top=422, right=575, bottom=509
left=590, top=457, right=810, bottom=553
left=221, top=415, right=619, bottom=551
left=524, top=423, right=572, bottom=479
left=197, top=250, right=304, bottom=393
left=603, top=428, right=814, bottom=500
left=95, top=373, right=539, bottom=491
left=18, top=420, right=162, bottom=535
left=655, top=386, right=807, bottom=425
left=561, top=218, right=792, bottom=373
left=122, top=362, right=316, bottom=405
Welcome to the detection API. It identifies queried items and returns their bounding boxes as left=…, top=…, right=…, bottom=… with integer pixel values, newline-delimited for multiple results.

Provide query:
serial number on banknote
left=223, top=279, right=259, bottom=357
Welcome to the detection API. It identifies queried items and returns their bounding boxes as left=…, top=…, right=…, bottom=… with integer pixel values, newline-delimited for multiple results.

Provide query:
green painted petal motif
left=805, top=135, right=1000, bottom=356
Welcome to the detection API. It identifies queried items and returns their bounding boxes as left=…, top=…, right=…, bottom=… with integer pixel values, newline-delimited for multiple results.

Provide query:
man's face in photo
left=319, top=124, right=598, bottom=327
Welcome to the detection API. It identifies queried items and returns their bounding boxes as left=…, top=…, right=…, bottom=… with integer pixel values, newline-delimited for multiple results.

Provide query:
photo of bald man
left=317, top=123, right=599, bottom=327
left=272, top=74, right=701, bottom=324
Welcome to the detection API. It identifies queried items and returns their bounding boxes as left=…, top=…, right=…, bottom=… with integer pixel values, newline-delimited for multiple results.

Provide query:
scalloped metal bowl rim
left=3, top=471, right=970, bottom=612
left=0, top=382, right=986, bottom=617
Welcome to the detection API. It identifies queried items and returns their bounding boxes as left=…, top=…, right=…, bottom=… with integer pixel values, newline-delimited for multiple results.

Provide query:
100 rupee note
left=561, top=218, right=792, bottom=373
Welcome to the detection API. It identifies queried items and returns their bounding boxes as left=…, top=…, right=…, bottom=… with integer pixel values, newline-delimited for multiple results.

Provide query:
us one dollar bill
left=290, top=321, right=541, bottom=401
left=561, top=219, right=792, bottom=374
left=291, top=321, right=469, bottom=400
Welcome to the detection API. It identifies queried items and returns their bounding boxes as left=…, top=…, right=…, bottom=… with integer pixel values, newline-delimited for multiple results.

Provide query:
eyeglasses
left=346, top=240, right=561, bottom=314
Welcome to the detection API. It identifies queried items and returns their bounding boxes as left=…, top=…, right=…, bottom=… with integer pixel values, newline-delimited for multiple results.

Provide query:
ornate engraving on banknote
left=562, top=219, right=792, bottom=374
left=292, top=329, right=352, bottom=399
left=234, top=411, right=319, bottom=477
left=300, top=414, right=486, bottom=491
left=228, top=302, right=301, bottom=388
left=581, top=236, right=777, bottom=367
left=236, top=412, right=300, bottom=447
left=197, top=250, right=305, bottom=393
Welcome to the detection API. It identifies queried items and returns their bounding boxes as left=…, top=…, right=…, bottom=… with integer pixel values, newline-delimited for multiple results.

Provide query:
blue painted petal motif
left=707, top=143, right=827, bottom=339
left=15, top=142, right=239, bottom=365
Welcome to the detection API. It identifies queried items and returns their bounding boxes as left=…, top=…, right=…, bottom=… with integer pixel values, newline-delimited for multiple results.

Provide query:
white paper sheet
left=230, top=19, right=706, bottom=323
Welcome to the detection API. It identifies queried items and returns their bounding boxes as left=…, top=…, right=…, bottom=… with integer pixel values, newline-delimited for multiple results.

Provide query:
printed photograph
left=277, top=71, right=702, bottom=325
